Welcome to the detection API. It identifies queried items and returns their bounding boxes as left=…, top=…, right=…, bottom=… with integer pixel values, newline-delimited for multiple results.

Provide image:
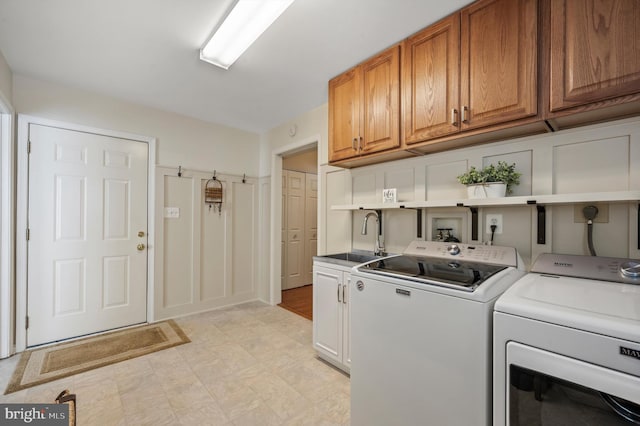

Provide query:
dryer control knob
left=620, top=261, right=640, bottom=279
left=447, top=244, right=461, bottom=255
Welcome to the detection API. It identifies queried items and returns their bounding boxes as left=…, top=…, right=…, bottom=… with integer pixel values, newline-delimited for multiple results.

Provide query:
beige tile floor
left=0, top=302, right=351, bottom=425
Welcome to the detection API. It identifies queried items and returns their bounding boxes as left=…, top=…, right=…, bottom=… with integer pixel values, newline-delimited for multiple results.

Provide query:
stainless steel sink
left=314, top=251, right=385, bottom=266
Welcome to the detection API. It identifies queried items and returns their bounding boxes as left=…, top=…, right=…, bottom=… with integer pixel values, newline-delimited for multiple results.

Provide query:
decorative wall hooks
left=205, top=171, right=223, bottom=214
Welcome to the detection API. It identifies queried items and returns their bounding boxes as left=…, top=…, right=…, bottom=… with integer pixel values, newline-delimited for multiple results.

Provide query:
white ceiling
left=0, top=0, right=469, bottom=134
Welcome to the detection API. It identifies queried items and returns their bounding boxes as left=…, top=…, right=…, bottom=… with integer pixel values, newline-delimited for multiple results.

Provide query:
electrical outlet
left=486, top=214, right=503, bottom=234
left=573, top=203, right=609, bottom=223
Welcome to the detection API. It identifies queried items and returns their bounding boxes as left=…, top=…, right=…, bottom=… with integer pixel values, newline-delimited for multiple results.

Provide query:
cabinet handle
left=359, top=136, right=363, bottom=151
left=451, top=108, right=459, bottom=126
left=462, top=106, right=469, bottom=123
left=352, top=138, right=358, bottom=150
left=342, top=284, right=346, bottom=304
left=337, top=284, right=342, bottom=303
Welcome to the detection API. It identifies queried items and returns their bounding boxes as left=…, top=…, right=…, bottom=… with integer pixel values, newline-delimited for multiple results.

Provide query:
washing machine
left=350, top=241, right=526, bottom=426
left=493, top=253, right=640, bottom=425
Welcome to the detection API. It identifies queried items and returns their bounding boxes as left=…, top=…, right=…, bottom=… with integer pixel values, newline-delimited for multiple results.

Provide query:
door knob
left=137, top=244, right=145, bottom=251
left=138, top=231, right=145, bottom=237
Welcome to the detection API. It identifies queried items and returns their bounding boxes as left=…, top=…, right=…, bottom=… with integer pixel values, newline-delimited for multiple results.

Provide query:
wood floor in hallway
left=278, top=285, right=312, bottom=320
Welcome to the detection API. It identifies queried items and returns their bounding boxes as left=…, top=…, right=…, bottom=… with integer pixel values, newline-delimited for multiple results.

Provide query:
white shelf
left=331, top=191, right=640, bottom=211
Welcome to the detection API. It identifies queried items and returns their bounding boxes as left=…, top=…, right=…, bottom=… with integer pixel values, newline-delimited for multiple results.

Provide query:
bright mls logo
left=1, top=404, right=67, bottom=425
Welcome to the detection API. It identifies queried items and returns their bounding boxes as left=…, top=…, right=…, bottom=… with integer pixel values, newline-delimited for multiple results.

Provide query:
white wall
left=13, top=75, right=261, bottom=175
left=0, top=51, right=11, bottom=106
left=155, top=168, right=260, bottom=320
left=344, top=117, right=640, bottom=268
left=259, top=103, right=328, bottom=176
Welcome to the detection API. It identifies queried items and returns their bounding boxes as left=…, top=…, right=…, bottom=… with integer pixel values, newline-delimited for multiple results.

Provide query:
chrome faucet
left=361, top=210, right=385, bottom=256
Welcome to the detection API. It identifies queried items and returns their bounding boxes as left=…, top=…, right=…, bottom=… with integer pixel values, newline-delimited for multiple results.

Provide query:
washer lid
left=357, top=255, right=507, bottom=292
left=496, top=273, right=640, bottom=343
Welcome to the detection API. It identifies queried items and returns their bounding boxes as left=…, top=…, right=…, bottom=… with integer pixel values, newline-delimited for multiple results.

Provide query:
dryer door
left=506, top=342, right=640, bottom=425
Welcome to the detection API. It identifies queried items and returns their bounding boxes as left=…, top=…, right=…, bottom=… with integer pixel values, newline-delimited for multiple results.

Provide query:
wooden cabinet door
left=550, top=0, right=640, bottom=112
left=403, top=15, right=460, bottom=144
left=460, top=0, right=538, bottom=129
left=360, top=45, right=401, bottom=154
left=329, top=68, right=360, bottom=162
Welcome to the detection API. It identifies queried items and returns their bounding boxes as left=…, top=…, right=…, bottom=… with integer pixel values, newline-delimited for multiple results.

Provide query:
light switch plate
left=164, top=207, right=180, bottom=218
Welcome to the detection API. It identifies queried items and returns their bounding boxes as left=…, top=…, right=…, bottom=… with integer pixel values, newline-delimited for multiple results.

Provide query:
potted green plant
left=457, top=161, right=521, bottom=198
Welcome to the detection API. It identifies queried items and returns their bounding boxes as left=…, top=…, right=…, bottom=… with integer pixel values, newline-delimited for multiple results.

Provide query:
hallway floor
left=0, top=302, right=350, bottom=425
left=278, top=285, right=313, bottom=320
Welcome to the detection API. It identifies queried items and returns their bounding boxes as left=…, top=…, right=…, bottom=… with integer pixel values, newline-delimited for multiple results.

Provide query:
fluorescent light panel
left=200, top=0, right=295, bottom=69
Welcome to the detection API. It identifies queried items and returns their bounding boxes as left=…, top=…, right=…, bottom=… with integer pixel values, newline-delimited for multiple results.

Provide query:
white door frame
left=0, top=94, right=14, bottom=358
left=269, top=135, right=319, bottom=305
left=15, top=115, right=156, bottom=352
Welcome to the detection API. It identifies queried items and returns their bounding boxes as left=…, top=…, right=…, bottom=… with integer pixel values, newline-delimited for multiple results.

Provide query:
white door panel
left=27, top=124, right=148, bottom=346
left=281, top=171, right=287, bottom=287
left=305, top=174, right=318, bottom=284
left=284, top=171, right=306, bottom=289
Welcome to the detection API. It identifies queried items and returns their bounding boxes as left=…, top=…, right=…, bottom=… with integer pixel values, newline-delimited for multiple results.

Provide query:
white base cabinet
left=312, top=261, right=351, bottom=373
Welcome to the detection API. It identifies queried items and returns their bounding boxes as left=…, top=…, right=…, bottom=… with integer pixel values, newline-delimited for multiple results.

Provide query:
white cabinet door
left=343, top=271, right=352, bottom=369
left=313, top=265, right=343, bottom=365
left=313, top=262, right=351, bottom=372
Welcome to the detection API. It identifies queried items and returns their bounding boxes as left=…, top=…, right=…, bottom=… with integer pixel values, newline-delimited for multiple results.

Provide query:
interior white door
left=284, top=170, right=306, bottom=289
left=305, top=174, right=318, bottom=285
left=27, top=124, right=148, bottom=346
left=281, top=171, right=287, bottom=288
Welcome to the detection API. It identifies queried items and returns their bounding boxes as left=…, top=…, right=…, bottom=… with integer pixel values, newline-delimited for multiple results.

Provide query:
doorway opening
left=269, top=136, right=319, bottom=320
left=278, top=148, right=317, bottom=319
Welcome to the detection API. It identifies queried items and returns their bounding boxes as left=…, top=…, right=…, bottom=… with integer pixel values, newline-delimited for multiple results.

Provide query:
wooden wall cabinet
left=328, top=0, right=640, bottom=168
left=329, top=45, right=401, bottom=163
left=549, top=0, right=640, bottom=114
left=402, top=15, right=460, bottom=142
left=403, top=0, right=538, bottom=146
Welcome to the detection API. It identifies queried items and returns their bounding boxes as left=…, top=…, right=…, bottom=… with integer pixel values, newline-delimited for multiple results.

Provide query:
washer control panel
left=403, top=241, right=518, bottom=267
left=532, top=253, right=640, bottom=285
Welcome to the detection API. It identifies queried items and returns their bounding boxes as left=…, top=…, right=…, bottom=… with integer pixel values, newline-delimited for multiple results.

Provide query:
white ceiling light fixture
left=200, top=0, right=296, bottom=70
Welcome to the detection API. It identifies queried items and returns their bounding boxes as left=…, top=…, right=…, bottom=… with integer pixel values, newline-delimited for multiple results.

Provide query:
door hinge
left=27, top=141, right=31, bottom=154
left=26, top=228, right=30, bottom=241
left=25, top=316, right=29, bottom=330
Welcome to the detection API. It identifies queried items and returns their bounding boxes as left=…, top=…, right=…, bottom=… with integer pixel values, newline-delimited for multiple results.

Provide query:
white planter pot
left=466, top=182, right=507, bottom=199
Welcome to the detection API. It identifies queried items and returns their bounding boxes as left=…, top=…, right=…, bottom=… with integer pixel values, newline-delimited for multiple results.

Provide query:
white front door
left=27, top=124, right=148, bottom=346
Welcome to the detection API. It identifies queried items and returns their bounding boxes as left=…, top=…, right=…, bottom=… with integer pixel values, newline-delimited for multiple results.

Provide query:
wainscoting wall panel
left=155, top=167, right=259, bottom=320
left=348, top=117, right=640, bottom=266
